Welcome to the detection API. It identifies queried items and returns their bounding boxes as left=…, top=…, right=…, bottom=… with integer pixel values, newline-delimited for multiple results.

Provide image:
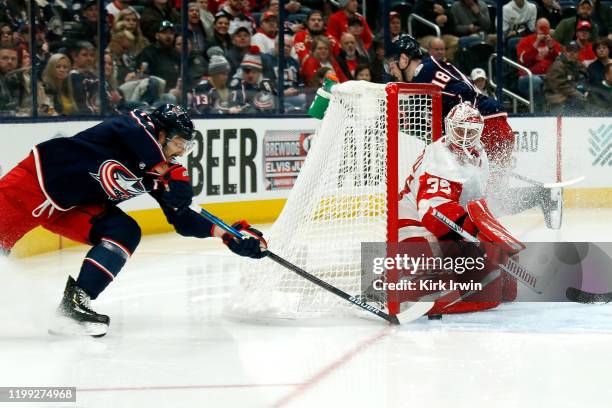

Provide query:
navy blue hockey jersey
left=412, top=56, right=505, bottom=118
left=33, top=110, right=166, bottom=210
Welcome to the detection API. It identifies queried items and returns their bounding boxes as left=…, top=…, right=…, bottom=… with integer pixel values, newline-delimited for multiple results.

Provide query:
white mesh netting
left=230, top=81, right=437, bottom=319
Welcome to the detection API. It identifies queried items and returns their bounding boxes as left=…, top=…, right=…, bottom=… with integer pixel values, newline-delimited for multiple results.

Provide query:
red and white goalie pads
left=467, top=198, right=525, bottom=255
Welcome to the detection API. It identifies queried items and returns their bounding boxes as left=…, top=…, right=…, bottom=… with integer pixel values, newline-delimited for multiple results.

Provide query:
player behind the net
left=397, top=102, right=523, bottom=316
left=385, top=34, right=562, bottom=228
left=0, top=104, right=267, bottom=337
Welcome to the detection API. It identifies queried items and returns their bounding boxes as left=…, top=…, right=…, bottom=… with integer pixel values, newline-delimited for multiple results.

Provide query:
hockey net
left=231, top=81, right=441, bottom=319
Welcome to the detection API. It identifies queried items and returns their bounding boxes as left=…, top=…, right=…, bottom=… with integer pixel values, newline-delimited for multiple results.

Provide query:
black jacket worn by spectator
left=136, top=44, right=181, bottom=89
left=587, top=80, right=612, bottom=112
left=336, top=50, right=370, bottom=80
left=413, top=0, right=457, bottom=37
left=140, top=3, right=180, bottom=43
left=69, top=69, right=98, bottom=114
left=588, top=59, right=609, bottom=85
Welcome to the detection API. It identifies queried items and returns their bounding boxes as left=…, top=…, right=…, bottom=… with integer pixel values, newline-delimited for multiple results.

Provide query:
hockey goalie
left=397, top=102, right=523, bottom=316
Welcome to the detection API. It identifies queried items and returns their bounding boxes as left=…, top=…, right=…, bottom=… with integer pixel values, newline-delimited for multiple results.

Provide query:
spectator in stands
left=428, top=37, right=447, bottom=61
left=587, top=61, right=612, bottom=111
left=301, top=36, right=348, bottom=87
left=327, top=0, right=373, bottom=52
left=106, top=0, right=132, bottom=24
left=217, top=0, right=255, bottom=31
left=41, top=53, right=76, bottom=115
left=102, top=51, right=124, bottom=113
left=192, top=50, right=242, bottom=113
left=450, top=0, right=492, bottom=49
left=587, top=38, right=611, bottom=84
left=354, top=64, right=372, bottom=81
left=294, top=10, right=340, bottom=63
left=503, top=0, right=537, bottom=40
left=553, top=0, right=599, bottom=46
left=283, top=0, right=310, bottom=23
left=336, top=32, right=369, bottom=80
left=76, top=0, right=102, bottom=46
left=115, top=8, right=150, bottom=55
left=369, top=39, right=386, bottom=83
left=188, top=1, right=209, bottom=54
left=196, top=0, right=215, bottom=42
left=252, top=11, right=278, bottom=55
left=0, top=46, right=18, bottom=116
left=470, top=67, right=495, bottom=98
left=535, top=0, right=562, bottom=28
left=516, top=18, right=560, bottom=103
left=0, top=24, right=13, bottom=48
left=141, top=0, right=180, bottom=43
left=390, top=11, right=403, bottom=40
left=413, top=0, right=459, bottom=61
left=107, top=28, right=137, bottom=85
left=136, top=20, right=180, bottom=91
left=6, top=49, right=51, bottom=116
left=262, top=35, right=307, bottom=112
left=226, top=25, right=253, bottom=77
left=590, top=0, right=612, bottom=38
left=208, top=13, right=232, bottom=52
left=69, top=41, right=98, bottom=114
left=229, top=47, right=276, bottom=112
left=543, top=41, right=586, bottom=112
left=175, top=34, right=207, bottom=91
left=575, top=20, right=597, bottom=66
left=347, top=16, right=371, bottom=58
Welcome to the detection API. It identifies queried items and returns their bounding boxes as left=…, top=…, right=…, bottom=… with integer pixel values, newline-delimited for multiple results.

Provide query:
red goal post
left=386, top=83, right=442, bottom=315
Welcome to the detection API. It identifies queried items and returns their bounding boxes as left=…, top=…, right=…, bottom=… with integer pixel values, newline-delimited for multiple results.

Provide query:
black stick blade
left=566, top=287, right=612, bottom=304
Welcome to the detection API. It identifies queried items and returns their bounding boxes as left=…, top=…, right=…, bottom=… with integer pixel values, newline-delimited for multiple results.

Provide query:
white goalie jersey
left=398, top=136, right=490, bottom=241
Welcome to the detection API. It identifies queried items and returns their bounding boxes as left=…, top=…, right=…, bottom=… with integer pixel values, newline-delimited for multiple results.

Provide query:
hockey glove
left=158, top=164, right=193, bottom=214
left=222, top=220, right=268, bottom=259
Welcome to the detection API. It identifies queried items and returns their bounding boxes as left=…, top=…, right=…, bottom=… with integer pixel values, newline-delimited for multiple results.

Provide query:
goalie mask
left=444, top=102, right=484, bottom=150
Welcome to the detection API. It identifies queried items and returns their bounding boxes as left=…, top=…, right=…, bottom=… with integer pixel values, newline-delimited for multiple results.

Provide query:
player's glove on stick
left=158, top=164, right=193, bottom=214
left=222, top=220, right=268, bottom=259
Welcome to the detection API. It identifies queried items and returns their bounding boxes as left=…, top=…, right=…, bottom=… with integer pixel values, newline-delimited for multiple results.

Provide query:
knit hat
left=241, top=45, right=263, bottom=70
left=577, top=0, right=593, bottom=6
left=209, top=54, right=230, bottom=75
left=207, top=46, right=225, bottom=58
left=576, top=20, right=592, bottom=31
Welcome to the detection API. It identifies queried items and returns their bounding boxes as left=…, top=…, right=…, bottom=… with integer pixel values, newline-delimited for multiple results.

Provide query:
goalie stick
left=431, top=209, right=555, bottom=294
left=510, top=173, right=585, bottom=189
left=566, top=287, right=612, bottom=304
left=196, top=207, right=434, bottom=325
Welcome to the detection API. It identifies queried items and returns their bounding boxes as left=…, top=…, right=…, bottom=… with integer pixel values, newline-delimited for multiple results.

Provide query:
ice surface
left=0, top=208, right=611, bottom=407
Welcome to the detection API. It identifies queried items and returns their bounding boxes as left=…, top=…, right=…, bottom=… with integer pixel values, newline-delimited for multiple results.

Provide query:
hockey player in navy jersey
left=0, top=104, right=267, bottom=337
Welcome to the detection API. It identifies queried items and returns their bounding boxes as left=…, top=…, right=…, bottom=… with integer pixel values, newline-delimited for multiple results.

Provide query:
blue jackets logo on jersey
left=90, top=160, right=146, bottom=201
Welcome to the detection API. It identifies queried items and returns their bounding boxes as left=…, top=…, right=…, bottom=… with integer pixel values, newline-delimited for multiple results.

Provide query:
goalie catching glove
left=222, top=220, right=268, bottom=259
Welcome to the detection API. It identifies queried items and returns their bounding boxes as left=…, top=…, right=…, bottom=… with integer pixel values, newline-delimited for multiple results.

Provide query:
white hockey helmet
left=444, top=102, right=484, bottom=149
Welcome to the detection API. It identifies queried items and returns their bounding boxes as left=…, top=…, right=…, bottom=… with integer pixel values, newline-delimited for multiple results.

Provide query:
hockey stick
left=196, top=207, right=434, bottom=325
left=431, top=209, right=554, bottom=294
left=566, top=287, right=612, bottom=304
left=510, top=173, right=585, bottom=189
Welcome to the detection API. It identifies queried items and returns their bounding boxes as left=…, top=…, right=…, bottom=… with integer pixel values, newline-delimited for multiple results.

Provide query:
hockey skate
left=49, top=276, right=110, bottom=337
left=541, top=187, right=563, bottom=230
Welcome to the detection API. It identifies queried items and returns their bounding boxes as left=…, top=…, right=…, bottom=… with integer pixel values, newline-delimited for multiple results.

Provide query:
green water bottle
left=307, top=73, right=339, bottom=120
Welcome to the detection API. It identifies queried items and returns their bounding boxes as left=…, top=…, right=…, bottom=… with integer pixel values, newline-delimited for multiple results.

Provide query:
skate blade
left=48, top=316, right=108, bottom=338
